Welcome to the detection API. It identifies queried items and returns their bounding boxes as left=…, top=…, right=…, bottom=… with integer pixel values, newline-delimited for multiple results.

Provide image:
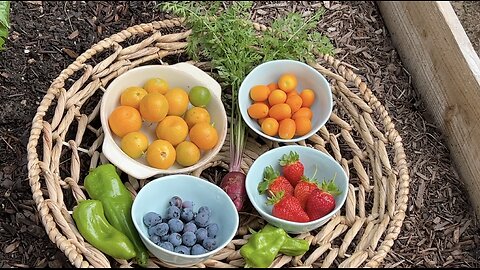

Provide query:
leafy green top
left=0, top=1, right=10, bottom=50
left=161, top=2, right=263, bottom=94
left=161, top=2, right=334, bottom=90
left=160, top=1, right=334, bottom=172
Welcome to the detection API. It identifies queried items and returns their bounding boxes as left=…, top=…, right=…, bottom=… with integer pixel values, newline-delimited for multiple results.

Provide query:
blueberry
left=183, top=221, right=197, bottom=234
left=149, top=222, right=169, bottom=236
left=160, top=234, right=169, bottom=242
left=168, top=233, right=182, bottom=247
left=180, top=208, right=194, bottom=222
left=198, top=206, right=212, bottom=217
left=166, top=205, right=181, bottom=219
left=149, top=234, right=161, bottom=245
left=147, top=223, right=164, bottom=237
left=168, top=218, right=184, bottom=233
left=169, top=196, right=183, bottom=208
left=194, top=211, right=209, bottom=227
left=182, top=200, right=194, bottom=209
left=174, top=245, right=191, bottom=255
left=148, top=226, right=155, bottom=236
left=182, top=231, right=197, bottom=247
left=159, top=241, right=174, bottom=252
left=202, top=238, right=218, bottom=251
left=206, top=223, right=219, bottom=238
left=195, top=228, right=208, bottom=243
left=191, top=244, right=207, bottom=255
left=143, top=212, right=162, bottom=227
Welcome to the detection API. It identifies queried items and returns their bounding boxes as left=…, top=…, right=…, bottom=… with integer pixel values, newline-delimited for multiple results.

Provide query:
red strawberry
left=268, top=191, right=310, bottom=223
left=279, top=151, right=304, bottom=187
left=305, top=179, right=341, bottom=221
left=257, top=165, right=294, bottom=196
left=294, top=176, right=320, bottom=210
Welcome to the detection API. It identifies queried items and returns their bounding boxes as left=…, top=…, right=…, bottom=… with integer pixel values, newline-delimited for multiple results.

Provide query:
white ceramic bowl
left=100, top=63, right=227, bottom=179
left=239, top=59, right=332, bottom=143
left=131, top=175, right=239, bottom=267
left=245, top=145, right=348, bottom=234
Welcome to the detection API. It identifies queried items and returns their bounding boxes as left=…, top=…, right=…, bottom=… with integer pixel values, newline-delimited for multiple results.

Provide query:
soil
left=1, top=1, right=479, bottom=268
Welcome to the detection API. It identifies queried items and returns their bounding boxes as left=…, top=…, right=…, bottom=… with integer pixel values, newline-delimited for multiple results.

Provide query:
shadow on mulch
left=0, top=1, right=479, bottom=268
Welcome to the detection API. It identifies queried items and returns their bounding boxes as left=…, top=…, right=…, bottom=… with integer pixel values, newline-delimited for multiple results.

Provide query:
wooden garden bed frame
left=378, top=2, right=480, bottom=218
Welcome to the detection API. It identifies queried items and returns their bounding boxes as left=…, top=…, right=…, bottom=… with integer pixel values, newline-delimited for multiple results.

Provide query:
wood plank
left=377, top=2, right=480, bottom=217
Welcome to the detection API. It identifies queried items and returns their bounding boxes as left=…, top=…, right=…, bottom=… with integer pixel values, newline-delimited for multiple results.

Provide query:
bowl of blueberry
left=131, top=174, right=239, bottom=267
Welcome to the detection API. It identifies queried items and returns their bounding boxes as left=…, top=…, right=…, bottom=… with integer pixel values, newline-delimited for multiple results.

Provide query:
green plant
left=160, top=1, right=334, bottom=210
left=0, top=1, right=10, bottom=50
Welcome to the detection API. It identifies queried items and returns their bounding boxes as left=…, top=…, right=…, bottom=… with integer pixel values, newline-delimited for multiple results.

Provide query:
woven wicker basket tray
left=26, top=19, right=410, bottom=268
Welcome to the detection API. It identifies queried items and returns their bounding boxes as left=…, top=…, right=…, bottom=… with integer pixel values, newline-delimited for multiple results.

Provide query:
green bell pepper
left=240, top=224, right=287, bottom=268
left=84, top=164, right=149, bottom=267
left=72, top=199, right=136, bottom=260
left=259, top=224, right=310, bottom=256
left=240, top=224, right=310, bottom=268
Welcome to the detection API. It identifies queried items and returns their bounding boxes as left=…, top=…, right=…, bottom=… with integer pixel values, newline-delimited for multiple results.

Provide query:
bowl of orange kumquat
left=238, top=60, right=333, bottom=143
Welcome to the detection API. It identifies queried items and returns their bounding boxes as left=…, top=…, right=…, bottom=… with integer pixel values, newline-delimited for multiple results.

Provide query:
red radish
left=221, top=171, right=247, bottom=211
left=220, top=105, right=247, bottom=211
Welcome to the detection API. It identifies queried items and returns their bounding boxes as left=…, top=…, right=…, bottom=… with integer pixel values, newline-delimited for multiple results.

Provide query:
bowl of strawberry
left=245, top=145, right=348, bottom=234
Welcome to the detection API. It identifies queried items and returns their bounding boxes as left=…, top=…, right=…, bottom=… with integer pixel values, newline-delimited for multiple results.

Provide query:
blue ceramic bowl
left=131, top=175, right=239, bottom=267
left=238, top=59, right=332, bottom=143
left=245, top=145, right=348, bottom=234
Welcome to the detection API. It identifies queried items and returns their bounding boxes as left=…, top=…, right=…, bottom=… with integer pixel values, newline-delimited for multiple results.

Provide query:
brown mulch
left=452, top=1, right=480, bottom=56
left=0, top=1, right=479, bottom=268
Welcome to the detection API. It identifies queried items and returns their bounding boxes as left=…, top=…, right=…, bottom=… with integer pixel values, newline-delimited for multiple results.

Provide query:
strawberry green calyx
left=279, top=151, right=300, bottom=166
left=320, top=174, right=341, bottom=196
left=300, top=175, right=319, bottom=186
left=266, top=191, right=285, bottom=206
left=258, top=166, right=280, bottom=194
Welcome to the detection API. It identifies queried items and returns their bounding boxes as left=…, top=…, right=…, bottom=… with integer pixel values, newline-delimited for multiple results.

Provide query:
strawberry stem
left=266, top=190, right=285, bottom=206
left=320, top=172, right=341, bottom=196
left=279, top=151, right=300, bottom=166
left=311, top=165, right=318, bottom=180
left=300, top=165, right=318, bottom=184
left=257, top=166, right=280, bottom=194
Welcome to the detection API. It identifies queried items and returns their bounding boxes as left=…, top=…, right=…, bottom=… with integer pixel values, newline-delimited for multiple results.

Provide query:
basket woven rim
left=25, top=18, right=410, bottom=268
